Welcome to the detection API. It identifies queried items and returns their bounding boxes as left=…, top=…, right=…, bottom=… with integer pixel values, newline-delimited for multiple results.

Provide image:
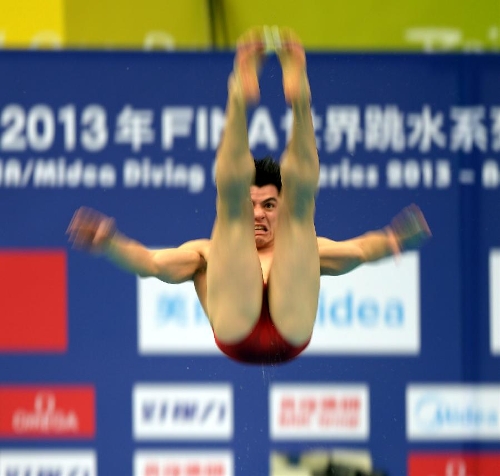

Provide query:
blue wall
left=0, top=51, right=499, bottom=476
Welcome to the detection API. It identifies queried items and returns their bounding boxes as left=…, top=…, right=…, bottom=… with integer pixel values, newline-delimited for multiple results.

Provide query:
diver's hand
left=66, top=206, right=117, bottom=254
left=388, top=204, right=432, bottom=251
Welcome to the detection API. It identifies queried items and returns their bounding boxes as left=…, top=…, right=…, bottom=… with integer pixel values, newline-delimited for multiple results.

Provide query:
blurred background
left=1, top=2, right=500, bottom=476
left=2, top=0, right=500, bottom=52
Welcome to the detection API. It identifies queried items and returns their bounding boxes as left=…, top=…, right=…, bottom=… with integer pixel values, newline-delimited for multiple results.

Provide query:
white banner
left=138, top=253, right=420, bottom=356
left=490, top=249, right=500, bottom=355
left=270, top=384, right=369, bottom=440
left=407, top=384, right=500, bottom=440
left=0, top=450, right=96, bottom=476
left=134, top=450, right=233, bottom=476
left=306, top=252, right=420, bottom=354
left=138, top=277, right=218, bottom=354
left=133, top=383, right=233, bottom=440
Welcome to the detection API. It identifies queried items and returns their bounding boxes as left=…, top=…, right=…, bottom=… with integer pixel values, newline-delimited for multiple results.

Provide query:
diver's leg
left=268, top=28, right=320, bottom=344
left=207, top=29, right=265, bottom=342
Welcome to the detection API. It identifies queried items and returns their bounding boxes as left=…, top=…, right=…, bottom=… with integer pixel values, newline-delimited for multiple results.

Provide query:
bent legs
left=207, top=30, right=265, bottom=343
left=208, top=27, right=320, bottom=347
left=268, top=29, right=320, bottom=344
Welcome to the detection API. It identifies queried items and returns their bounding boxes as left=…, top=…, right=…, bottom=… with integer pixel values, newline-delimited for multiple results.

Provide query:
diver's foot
left=232, top=27, right=266, bottom=104
left=275, top=27, right=310, bottom=104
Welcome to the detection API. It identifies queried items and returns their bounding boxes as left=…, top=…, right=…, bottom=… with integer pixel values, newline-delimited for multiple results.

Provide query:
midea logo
left=316, top=290, right=404, bottom=327
left=415, top=394, right=499, bottom=430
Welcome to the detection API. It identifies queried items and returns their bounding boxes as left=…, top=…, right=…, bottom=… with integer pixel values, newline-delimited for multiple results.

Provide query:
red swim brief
left=213, top=283, right=311, bottom=364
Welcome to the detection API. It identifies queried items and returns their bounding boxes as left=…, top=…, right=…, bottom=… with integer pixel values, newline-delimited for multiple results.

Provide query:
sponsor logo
left=138, top=253, right=420, bottom=355
left=133, top=384, right=233, bottom=440
left=0, top=386, right=95, bottom=439
left=490, top=249, right=500, bottom=355
left=0, top=250, right=67, bottom=353
left=134, top=450, right=233, bottom=476
left=269, top=384, right=369, bottom=440
left=306, top=252, right=420, bottom=354
left=407, top=385, right=500, bottom=440
left=0, top=450, right=96, bottom=476
left=409, top=452, right=500, bottom=476
left=137, top=278, right=219, bottom=354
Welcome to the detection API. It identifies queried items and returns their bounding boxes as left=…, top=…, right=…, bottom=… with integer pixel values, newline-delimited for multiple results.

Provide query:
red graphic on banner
left=0, top=249, right=67, bottom=352
left=409, top=453, right=500, bottom=476
left=279, top=395, right=362, bottom=428
left=0, top=385, right=95, bottom=438
left=144, top=462, right=226, bottom=476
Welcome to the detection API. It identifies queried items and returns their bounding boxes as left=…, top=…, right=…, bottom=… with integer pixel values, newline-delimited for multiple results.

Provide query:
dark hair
left=253, top=156, right=282, bottom=192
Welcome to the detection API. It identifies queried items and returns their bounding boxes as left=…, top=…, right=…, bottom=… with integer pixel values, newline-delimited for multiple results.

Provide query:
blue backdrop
left=0, top=51, right=499, bottom=476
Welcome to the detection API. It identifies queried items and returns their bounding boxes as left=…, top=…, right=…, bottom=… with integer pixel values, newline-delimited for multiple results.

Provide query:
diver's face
left=250, top=185, right=279, bottom=250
